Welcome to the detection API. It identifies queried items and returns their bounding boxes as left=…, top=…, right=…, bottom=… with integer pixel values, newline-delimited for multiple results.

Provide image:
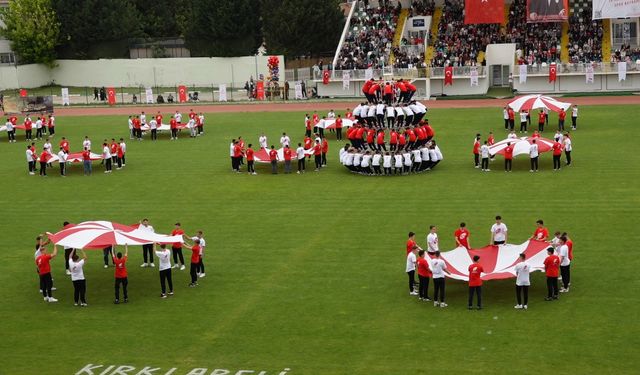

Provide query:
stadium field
left=0, top=103, right=638, bottom=375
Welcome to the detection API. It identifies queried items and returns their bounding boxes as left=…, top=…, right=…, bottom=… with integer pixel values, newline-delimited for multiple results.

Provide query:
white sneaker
left=141, top=263, right=147, bottom=267
left=486, top=169, right=491, bottom=171
left=48, top=297, right=58, bottom=302
left=440, top=302, right=448, bottom=307
left=180, top=265, right=185, bottom=270
left=66, top=270, right=71, bottom=275
left=523, top=305, right=528, bottom=310
left=150, top=263, right=155, bottom=267
left=514, top=304, right=523, bottom=309
left=171, top=264, right=178, bottom=269
left=104, top=265, right=108, bottom=268
left=434, top=301, right=440, bottom=307
left=81, top=303, right=87, bottom=306
left=51, top=287, right=57, bottom=291
left=44, top=297, right=49, bottom=302
left=409, top=291, right=418, bottom=296
left=199, top=273, right=205, bottom=278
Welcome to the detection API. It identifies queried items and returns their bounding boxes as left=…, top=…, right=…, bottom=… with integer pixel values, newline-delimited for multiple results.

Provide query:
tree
left=0, top=0, right=60, bottom=66
left=185, top=0, right=262, bottom=57
left=261, top=0, right=344, bottom=58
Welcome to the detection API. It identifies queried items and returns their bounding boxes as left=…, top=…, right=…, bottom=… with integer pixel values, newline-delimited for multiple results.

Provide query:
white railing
left=516, top=62, right=640, bottom=74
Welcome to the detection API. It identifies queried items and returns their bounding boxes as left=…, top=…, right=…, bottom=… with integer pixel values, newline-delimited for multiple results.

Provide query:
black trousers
left=314, top=155, right=321, bottom=169
left=560, top=265, right=570, bottom=289
left=115, top=277, right=128, bottom=300
left=538, top=122, right=544, bottom=132
left=387, top=117, right=395, bottom=128
left=373, top=165, right=382, bottom=175
left=121, top=154, right=126, bottom=165
left=172, top=247, right=185, bottom=265
left=8, top=130, right=15, bottom=141
left=418, top=275, right=430, bottom=299
left=546, top=276, right=559, bottom=298
left=28, top=161, right=35, bottom=173
left=433, top=277, right=445, bottom=302
left=248, top=160, right=255, bottom=173
left=474, top=154, right=479, bottom=166
left=553, top=154, right=561, bottom=169
left=321, top=152, right=327, bottom=166
left=197, top=257, right=205, bottom=274
left=565, top=151, right=571, bottom=165
left=297, top=158, right=305, bottom=172
left=171, top=128, right=178, bottom=138
left=504, top=119, right=509, bottom=129
left=103, top=248, right=111, bottom=266
left=516, top=285, right=529, bottom=305
left=190, top=263, right=198, bottom=283
left=468, top=286, right=482, bottom=307
left=558, top=120, right=565, bottom=131
left=407, top=270, right=415, bottom=292
left=571, top=116, right=577, bottom=128
left=105, top=158, right=112, bottom=171
left=40, top=273, right=53, bottom=297
left=520, top=121, right=527, bottom=132
left=151, top=129, right=157, bottom=140
left=271, top=160, right=278, bottom=174
left=64, top=248, right=73, bottom=270
left=117, top=156, right=122, bottom=168
left=530, top=156, right=538, bottom=171
left=509, top=119, right=515, bottom=130
left=160, top=269, right=173, bottom=294
left=39, top=162, right=47, bottom=176
left=26, top=129, right=32, bottom=139
left=73, top=279, right=87, bottom=304
left=481, top=157, right=489, bottom=170
left=142, top=244, right=153, bottom=263
left=505, top=159, right=512, bottom=171
left=336, top=128, right=342, bottom=140
left=49, top=126, right=55, bottom=136
left=36, top=127, right=43, bottom=139
left=59, top=162, right=66, bottom=176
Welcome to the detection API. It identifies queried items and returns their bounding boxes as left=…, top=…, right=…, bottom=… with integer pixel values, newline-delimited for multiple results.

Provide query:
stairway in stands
left=561, top=20, right=570, bottom=63
left=602, top=19, right=611, bottom=61
left=424, top=6, right=442, bottom=65
left=389, top=8, right=409, bottom=66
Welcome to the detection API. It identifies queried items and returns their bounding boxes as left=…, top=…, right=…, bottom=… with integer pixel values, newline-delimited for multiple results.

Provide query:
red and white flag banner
left=549, top=63, right=557, bottom=83
left=444, top=67, right=453, bottom=86
left=465, top=0, right=505, bottom=24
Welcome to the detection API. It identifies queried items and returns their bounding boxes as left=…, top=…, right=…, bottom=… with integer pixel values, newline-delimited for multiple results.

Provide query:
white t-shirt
left=386, top=106, right=395, bottom=117
left=394, top=155, right=403, bottom=168
left=69, top=259, right=85, bottom=281
left=491, top=223, right=508, bottom=242
left=367, top=106, right=376, bottom=117
left=353, top=153, right=362, bottom=165
left=406, top=252, right=416, bottom=272
left=564, top=138, right=572, bottom=152
left=150, top=119, right=157, bottom=129
left=361, top=155, right=371, bottom=167
left=503, top=109, right=509, bottom=119
left=515, top=262, right=531, bottom=286
left=280, top=136, right=290, bottom=147
left=376, top=104, right=385, bottom=115
left=296, top=147, right=305, bottom=160
left=57, top=150, right=67, bottom=163
left=520, top=112, right=527, bottom=122
left=572, top=107, right=578, bottom=117
left=259, top=136, right=268, bottom=149
left=175, top=113, right=182, bottom=122
left=26, top=149, right=34, bottom=162
left=559, top=244, right=571, bottom=266
left=409, top=104, right=422, bottom=114
left=371, top=154, right=382, bottom=166
left=103, top=146, right=111, bottom=159
left=383, top=155, right=392, bottom=168
left=344, top=153, right=354, bottom=166
left=508, top=132, right=517, bottom=139
left=128, top=118, right=133, bottom=129
left=480, top=144, right=490, bottom=158
left=353, top=105, right=362, bottom=116
left=229, top=143, right=235, bottom=157
left=155, top=249, right=171, bottom=270
left=434, top=146, right=443, bottom=161
left=554, top=132, right=563, bottom=143
left=35, top=119, right=43, bottom=129
left=327, top=111, right=335, bottom=119
left=412, top=149, right=422, bottom=163
left=403, top=107, right=414, bottom=116
left=119, top=142, right=126, bottom=153
left=429, top=148, right=438, bottom=162
left=83, top=139, right=91, bottom=150
left=395, top=107, right=404, bottom=116
left=139, top=224, right=154, bottom=233
left=431, top=258, right=447, bottom=278
left=43, top=142, right=52, bottom=152
left=403, top=153, right=412, bottom=166
left=140, top=114, right=147, bottom=124
left=5, top=121, right=13, bottom=131
left=427, top=233, right=439, bottom=252
left=529, top=143, right=539, bottom=158
left=421, top=148, right=430, bottom=161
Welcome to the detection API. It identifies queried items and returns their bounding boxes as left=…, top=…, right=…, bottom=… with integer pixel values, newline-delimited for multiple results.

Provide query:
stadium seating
left=567, top=1, right=604, bottom=63
left=507, top=0, right=562, bottom=65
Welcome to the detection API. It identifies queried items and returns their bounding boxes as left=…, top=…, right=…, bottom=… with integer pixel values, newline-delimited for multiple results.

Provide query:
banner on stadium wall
left=294, top=82, right=303, bottom=99
left=470, top=67, right=479, bottom=86
left=465, top=0, right=504, bottom=24
left=178, top=85, right=187, bottom=102
left=618, top=62, right=627, bottom=82
left=444, top=67, right=453, bottom=85
left=519, top=64, right=528, bottom=84
left=526, top=0, right=568, bottom=23
left=342, top=71, right=350, bottom=90
left=219, top=84, right=227, bottom=102
left=61, top=88, right=70, bottom=106
left=107, top=88, right=116, bottom=105
left=585, top=65, right=594, bottom=84
left=145, top=87, right=154, bottom=104
left=322, top=70, right=330, bottom=85
left=256, top=81, right=265, bottom=100
left=20, top=89, right=27, bottom=97
left=592, top=0, right=640, bottom=19
left=549, top=63, right=557, bottom=83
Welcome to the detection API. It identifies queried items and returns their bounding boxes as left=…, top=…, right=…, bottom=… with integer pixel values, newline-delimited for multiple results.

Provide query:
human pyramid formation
left=34, top=220, right=207, bottom=305
left=126, top=109, right=206, bottom=140
left=405, top=217, right=574, bottom=310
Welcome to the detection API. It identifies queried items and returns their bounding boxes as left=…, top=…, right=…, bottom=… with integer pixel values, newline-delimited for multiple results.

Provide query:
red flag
left=178, top=85, right=187, bottom=103
left=444, top=67, right=453, bottom=86
left=549, top=63, right=557, bottom=83
left=322, top=70, right=330, bottom=85
left=256, top=81, right=265, bottom=100
left=19, top=89, right=27, bottom=97
left=107, top=87, right=116, bottom=105
left=465, top=0, right=504, bottom=24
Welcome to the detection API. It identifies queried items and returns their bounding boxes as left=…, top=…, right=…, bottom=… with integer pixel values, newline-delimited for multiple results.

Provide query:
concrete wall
left=0, top=56, right=285, bottom=89
left=513, top=72, right=640, bottom=93
left=430, top=76, right=490, bottom=96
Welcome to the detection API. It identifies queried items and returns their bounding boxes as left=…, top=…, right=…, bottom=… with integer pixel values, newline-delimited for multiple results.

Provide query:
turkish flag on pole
left=19, top=89, right=28, bottom=97
left=444, top=67, right=453, bottom=86
left=465, top=0, right=504, bottom=24
left=549, top=63, right=557, bottom=83
left=322, top=70, right=330, bottom=85
left=107, top=87, right=116, bottom=105
left=178, top=85, right=187, bottom=103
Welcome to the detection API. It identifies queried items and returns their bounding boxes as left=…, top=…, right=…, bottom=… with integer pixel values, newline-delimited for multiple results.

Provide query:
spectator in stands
left=567, top=7, right=603, bottom=64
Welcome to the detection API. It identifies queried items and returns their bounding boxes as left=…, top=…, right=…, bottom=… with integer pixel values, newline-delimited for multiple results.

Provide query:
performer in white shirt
left=280, top=133, right=290, bottom=148
left=571, top=105, right=578, bottom=130
left=82, top=136, right=91, bottom=151
left=480, top=141, right=490, bottom=171
left=155, top=244, right=173, bottom=298
left=503, top=106, right=509, bottom=129
left=192, top=231, right=207, bottom=278
left=426, top=226, right=439, bottom=253
left=529, top=139, right=539, bottom=172
left=259, top=133, right=268, bottom=149
left=139, top=219, right=155, bottom=268
left=490, top=215, right=508, bottom=245
left=558, top=236, right=571, bottom=292
left=57, top=147, right=67, bottom=176
left=563, top=134, right=572, bottom=166
left=514, top=253, right=530, bottom=309
left=431, top=251, right=449, bottom=307
left=296, top=143, right=306, bottom=174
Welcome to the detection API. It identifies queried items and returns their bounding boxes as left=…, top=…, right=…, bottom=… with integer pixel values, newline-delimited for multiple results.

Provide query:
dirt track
left=54, top=95, right=639, bottom=116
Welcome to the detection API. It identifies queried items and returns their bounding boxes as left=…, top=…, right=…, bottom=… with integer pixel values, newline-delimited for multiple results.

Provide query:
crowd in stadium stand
left=507, top=0, right=562, bottom=65
left=392, top=0, right=435, bottom=69
left=611, top=44, right=640, bottom=63
left=335, top=2, right=400, bottom=70
left=567, top=7, right=604, bottom=64
left=408, top=0, right=435, bottom=17
left=430, top=0, right=502, bottom=67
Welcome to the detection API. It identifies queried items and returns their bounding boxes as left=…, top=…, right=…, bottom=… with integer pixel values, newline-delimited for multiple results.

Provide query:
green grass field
left=0, top=104, right=638, bottom=375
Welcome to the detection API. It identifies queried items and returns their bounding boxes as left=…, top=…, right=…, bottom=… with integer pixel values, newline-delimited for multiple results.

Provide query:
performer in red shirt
left=232, top=141, right=243, bottom=172
left=558, top=109, right=566, bottom=131
left=406, top=231, right=421, bottom=255
left=508, top=108, right=515, bottom=131
left=169, top=118, right=178, bottom=140
left=269, top=146, right=278, bottom=174
left=406, top=128, right=416, bottom=149
left=313, top=141, right=322, bottom=171
left=366, top=128, right=375, bottom=150
left=424, top=124, right=435, bottom=141
left=59, top=137, right=70, bottom=152
left=36, top=244, right=58, bottom=302
left=133, top=116, right=142, bottom=140
left=543, top=248, right=560, bottom=300
left=504, top=142, right=513, bottom=172
left=368, top=83, right=380, bottom=104
left=390, top=130, right=398, bottom=151
left=454, top=222, right=471, bottom=249
left=321, top=138, right=329, bottom=166
left=283, top=145, right=293, bottom=174
left=110, top=139, right=118, bottom=167
left=417, top=250, right=432, bottom=301
left=398, top=133, right=406, bottom=151
left=39, top=150, right=49, bottom=176
left=538, top=110, right=545, bottom=132
left=468, top=255, right=484, bottom=310
left=116, top=142, right=124, bottom=169
left=335, top=115, right=343, bottom=140
left=355, top=126, right=365, bottom=150
left=531, top=220, right=549, bottom=241
left=405, top=82, right=417, bottom=102
left=183, top=239, right=202, bottom=287
left=564, top=232, right=574, bottom=260
left=305, top=114, right=312, bottom=137
left=383, top=83, right=393, bottom=105
left=473, top=134, right=481, bottom=168
left=312, top=111, right=319, bottom=125
left=246, top=144, right=256, bottom=175
left=396, top=80, right=407, bottom=103
left=362, top=79, right=374, bottom=102
left=552, top=140, right=563, bottom=170
left=171, top=223, right=186, bottom=270
left=111, top=245, right=129, bottom=304
left=376, top=130, right=386, bottom=151
left=24, top=117, right=33, bottom=141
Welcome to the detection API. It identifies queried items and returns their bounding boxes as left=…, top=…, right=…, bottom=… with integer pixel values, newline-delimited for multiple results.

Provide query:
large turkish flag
left=444, top=67, right=453, bottom=86
left=465, top=0, right=505, bottom=24
left=549, top=63, right=557, bottom=83
left=178, top=85, right=187, bottom=103
left=107, top=88, right=116, bottom=105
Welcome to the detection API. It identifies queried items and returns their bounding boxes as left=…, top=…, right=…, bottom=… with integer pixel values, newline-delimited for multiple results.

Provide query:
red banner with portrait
left=527, top=0, right=569, bottom=23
